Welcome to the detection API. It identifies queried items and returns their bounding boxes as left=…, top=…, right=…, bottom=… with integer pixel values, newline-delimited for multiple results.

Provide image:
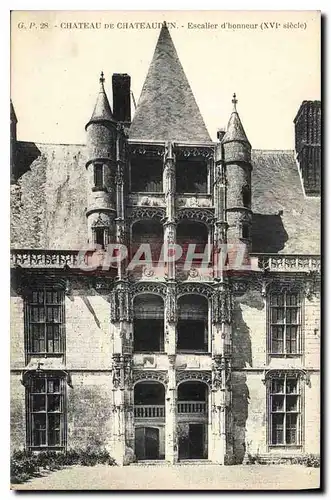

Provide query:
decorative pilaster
left=164, top=141, right=176, bottom=280
left=111, top=354, right=134, bottom=465
left=214, top=145, right=228, bottom=279
left=165, top=282, right=177, bottom=355
left=115, top=124, right=128, bottom=280
left=165, top=354, right=177, bottom=464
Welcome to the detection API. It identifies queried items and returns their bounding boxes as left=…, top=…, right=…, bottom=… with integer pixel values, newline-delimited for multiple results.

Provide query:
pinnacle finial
left=232, top=93, right=238, bottom=111
left=99, top=71, right=105, bottom=84
left=162, top=21, right=167, bottom=28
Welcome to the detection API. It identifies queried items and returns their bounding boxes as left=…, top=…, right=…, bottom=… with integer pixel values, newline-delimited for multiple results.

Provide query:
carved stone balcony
left=177, top=401, right=207, bottom=414
left=10, top=249, right=106, bottom=270
left=133, top=402, right=207, bottom=418
left=251, top=254, right=320, bottom=273
left=134, top=405, right=165, bottom=418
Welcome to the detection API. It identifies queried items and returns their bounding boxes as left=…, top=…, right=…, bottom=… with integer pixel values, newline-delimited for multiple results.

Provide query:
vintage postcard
left=10, top=10, right=321, bottom=490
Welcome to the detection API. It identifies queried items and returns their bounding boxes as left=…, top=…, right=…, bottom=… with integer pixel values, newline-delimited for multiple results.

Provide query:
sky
left=11, top=10, right=320, bottom=150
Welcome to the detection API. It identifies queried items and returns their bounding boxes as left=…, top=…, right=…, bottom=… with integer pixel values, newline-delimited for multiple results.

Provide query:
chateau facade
left=10, top=24, right=320, bottom=465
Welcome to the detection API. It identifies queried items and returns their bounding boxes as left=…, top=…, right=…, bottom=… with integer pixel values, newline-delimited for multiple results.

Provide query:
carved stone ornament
left=21, top=369, right=73, bottom=388
left=112, top=354, right=133, bottom=390
left=177, top=208, right=215, bottom=225
left=129, top=206, right=166, bottom=222
left=176, top=370, right=212, bottom=387
left=131, top=281, right=167, bottom=298
left=91, top=213, right=111, bottom=228
left=110, top=282, right=132, bottom=322
left=132, top=370, right=168, bottom=386
left=166, top=284, right=177, bottom=323
left=230, top=280, right=249, bottom=296
left=212, top=285, right=232, bottom=324
left=262, top=369, right=310, bottom=386
left=129, top=144, right=165, bottom=158
left=176, top=146, right=215, bottom=160
left=177, top=282, right=214, bottom=299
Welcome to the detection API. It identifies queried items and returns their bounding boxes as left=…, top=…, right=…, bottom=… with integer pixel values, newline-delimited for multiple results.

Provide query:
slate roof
left=251, top=150, right=320, bottom=254
left=129, top=23, right=212, bottom=143
left=11, top=143, right=320, bottom=255
left=86, top=73, right=115, bottom=127
left=222, top=110, right=250, bottom=145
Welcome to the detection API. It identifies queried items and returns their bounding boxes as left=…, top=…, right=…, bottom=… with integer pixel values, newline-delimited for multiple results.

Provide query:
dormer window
left=93, top=163, right=104, bottom=190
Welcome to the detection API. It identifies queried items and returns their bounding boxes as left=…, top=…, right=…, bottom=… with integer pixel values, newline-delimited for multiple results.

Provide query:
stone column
left=210, top=283, right=233, bottom=464
left=111, top=355, right=126, bottom=465
left=115, top=126, right=127, bottom=281
left=165, top=354, right=177, bottom=464
left=163, top=141, right=176, bottom=280
left=110, top=281, right=133, bottom=465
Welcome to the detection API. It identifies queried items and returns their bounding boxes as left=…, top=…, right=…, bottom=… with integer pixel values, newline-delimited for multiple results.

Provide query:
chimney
left=217, top=128, right=226, bottom=142
left=112, top=73, right=131, bottom=124
left=294, top=100, right=321, bottom=196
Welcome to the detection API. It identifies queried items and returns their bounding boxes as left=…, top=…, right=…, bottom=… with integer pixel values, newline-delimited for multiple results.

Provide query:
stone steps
left=131, top=459, right=214, bottom=466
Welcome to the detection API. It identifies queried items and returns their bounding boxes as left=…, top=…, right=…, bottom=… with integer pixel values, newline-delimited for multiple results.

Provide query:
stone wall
left=11, top=143, right=88, bottom=250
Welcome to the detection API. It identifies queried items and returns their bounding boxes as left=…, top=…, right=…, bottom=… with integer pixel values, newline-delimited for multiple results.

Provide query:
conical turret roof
left=222, top=94, right=250, bottom=145
left=86, top=72, right=115, bottom=128
left=129, top=23, right=211, bottom=142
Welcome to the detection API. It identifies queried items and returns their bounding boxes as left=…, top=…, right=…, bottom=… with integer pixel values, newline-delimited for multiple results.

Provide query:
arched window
left=177, top=221, right=209, bottom=266
left=133, top=294, right=164, bottom=352
left=131, top=220, right=163, bottom=263
left=177, top=294, right=208, bottom=352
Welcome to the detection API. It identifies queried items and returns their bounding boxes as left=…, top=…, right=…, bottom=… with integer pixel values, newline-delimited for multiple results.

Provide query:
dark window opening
left=94, top=163, right=104, bottom=189
left=94, top=227, right=105, bottom=248
left=133, top=294, right=164, bottom=352
left=269, top=292, right=300, bottom=355
left=176, top=158, right=208, bottom=193
left=177, top=221, right=209, bottom=265
left=177, top=295, right=208, bottom=352
left=270, top=376, right=300, bottom=445
left=130, top=157, right=163, bottom=192
left=134, top=319, right=164, bottom=352
left=131, top=220, right=163, bottom=262
left=177, top=382, right=207, bottom=402
left=134, top=382, right=165, bottom=405
left=27, top=290, right=64, bottom=354
left=242, top=185, right=251, bottom=208
left=242, top=224, right=250, bottom=240
left=27, top=376, right=65, bottom=448
left=177, top=320, right=207, bottom=351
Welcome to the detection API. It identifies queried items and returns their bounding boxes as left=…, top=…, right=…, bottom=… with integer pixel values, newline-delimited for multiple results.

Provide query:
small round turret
left=85, top=73, right=118, bottom=248
left=222, top=94, right=252, bottom=257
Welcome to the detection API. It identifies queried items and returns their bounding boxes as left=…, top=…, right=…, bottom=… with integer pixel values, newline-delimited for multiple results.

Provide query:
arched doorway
left=134, top=381, right=165, bottom=460
left=177, top=381, right=208, bottom=460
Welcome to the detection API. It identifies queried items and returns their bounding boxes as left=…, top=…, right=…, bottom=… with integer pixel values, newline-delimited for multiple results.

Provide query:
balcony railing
left=133, top=402, right=207, bottom=418
left=134, top=405, right=165, bottom=418
left=177, top=401, right=207, bottom=414
left=251, top=254, right=320, bottom=272
left=11, top=249, right=84, bottom=269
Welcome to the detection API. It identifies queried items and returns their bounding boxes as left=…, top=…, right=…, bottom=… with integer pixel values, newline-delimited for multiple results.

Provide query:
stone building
left=10, top=23, right=320, bottom=465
